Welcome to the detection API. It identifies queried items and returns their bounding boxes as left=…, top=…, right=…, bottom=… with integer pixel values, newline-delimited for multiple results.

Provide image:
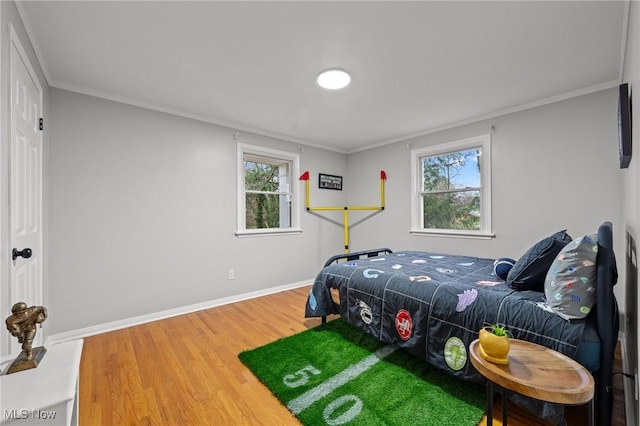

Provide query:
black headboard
left=626, top=231, right=638, bottom=426
left=595, top=221, right=620, bottom=426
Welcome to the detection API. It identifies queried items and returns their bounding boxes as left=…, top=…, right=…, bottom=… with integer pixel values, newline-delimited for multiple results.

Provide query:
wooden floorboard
left=80, top=285, right=626, bottom=425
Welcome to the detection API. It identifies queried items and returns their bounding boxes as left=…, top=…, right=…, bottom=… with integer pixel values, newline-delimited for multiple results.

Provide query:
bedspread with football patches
left=304, top=251, right=586, bottom=383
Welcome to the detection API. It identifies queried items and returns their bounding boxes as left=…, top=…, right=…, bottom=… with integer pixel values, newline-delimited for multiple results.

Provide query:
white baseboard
left=45, top=280, right=312, bottom=346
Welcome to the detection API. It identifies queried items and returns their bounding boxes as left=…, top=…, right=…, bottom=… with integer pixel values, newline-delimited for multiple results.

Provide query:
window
left=237, top=144, right=301, bottom=236
left=410, top=134, right=492, bottom=238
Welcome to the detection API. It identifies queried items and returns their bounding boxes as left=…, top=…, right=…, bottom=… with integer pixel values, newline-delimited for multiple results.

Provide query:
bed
left=305, top=222, right=619, bottom=426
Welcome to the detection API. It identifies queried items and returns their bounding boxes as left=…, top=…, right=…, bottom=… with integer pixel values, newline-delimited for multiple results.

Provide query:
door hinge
left=39, top=118, right=43, bottom=131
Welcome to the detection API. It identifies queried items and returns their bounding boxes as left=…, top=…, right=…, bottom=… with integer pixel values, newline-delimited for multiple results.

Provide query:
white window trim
left=236, top=143, right=302, bottom=237
left=410, top=134, right=494, bottom=239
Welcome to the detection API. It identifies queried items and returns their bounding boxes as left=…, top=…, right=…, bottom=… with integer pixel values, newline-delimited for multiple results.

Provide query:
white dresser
left=1, top=340, right=83, bottom=425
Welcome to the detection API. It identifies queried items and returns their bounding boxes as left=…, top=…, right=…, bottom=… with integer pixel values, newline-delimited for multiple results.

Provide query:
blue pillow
left=507, top=230, right=572, bottom=291
left=493, top=258, right=516, bottom=280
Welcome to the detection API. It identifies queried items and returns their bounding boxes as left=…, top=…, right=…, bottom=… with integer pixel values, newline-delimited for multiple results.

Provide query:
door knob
left=12, top=248, right=32, bottom=260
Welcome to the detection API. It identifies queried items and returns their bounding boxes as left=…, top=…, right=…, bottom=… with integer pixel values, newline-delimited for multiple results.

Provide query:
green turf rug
left=239, top=319, right=485, bottom=425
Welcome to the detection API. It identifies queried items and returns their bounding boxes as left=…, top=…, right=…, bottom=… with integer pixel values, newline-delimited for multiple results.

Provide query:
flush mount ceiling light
left=317, top=69, right=351, bottom=90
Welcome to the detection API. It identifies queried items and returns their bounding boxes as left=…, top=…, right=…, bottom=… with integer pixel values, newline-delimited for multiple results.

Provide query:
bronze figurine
left=5, top=302, right=48, bottom=374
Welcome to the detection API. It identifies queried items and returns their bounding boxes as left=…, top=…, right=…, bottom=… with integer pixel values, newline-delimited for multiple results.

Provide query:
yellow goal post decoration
left=299, top=171, right=387, bottom=253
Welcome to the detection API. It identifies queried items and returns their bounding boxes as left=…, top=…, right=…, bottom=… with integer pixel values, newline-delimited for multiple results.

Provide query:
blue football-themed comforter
left=305, top=251, right=586, bottom=383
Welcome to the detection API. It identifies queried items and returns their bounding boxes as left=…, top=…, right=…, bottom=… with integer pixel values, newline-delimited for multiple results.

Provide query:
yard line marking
left=286, top=344, right=399, bottom=414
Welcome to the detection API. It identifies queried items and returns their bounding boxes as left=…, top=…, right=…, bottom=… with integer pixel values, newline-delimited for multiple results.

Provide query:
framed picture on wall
left=319, top=173, right=342, bottom=190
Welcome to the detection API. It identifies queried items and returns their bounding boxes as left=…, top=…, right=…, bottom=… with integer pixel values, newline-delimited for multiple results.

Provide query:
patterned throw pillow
left=544, top=236, right=598, bottom=320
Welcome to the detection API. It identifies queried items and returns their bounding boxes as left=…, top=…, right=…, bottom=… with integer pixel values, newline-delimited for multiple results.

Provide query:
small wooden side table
left=469, top=339, right=594, bottom=426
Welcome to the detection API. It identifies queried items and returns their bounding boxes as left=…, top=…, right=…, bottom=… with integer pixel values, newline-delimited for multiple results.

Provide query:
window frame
left=410, top=134, right=493, bottom=239
left=236, top=143, right=302, bottom=237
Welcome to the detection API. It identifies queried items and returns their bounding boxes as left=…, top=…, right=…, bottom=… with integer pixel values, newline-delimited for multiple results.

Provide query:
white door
left=9, top=26, right=44, bottom=353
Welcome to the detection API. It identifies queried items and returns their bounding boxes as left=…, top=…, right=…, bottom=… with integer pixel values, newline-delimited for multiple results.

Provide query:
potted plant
left=478, top=323, right=511, bottom=365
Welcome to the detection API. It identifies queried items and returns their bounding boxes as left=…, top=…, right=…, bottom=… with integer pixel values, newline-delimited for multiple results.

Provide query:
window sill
left=236, top=228, right=303, bottom=238
left=409, top=229, right=495, bottom=240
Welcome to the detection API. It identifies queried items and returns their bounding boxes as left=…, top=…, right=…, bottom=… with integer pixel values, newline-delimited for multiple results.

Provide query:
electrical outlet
left=228, top=269, right=235, bottom=280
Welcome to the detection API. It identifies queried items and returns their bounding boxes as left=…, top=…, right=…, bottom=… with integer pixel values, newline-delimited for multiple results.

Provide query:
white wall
left=48, top=88, right=346, bottom=335
left=0, top=1, right=50, bottom=357
left=621, top=1, right=640, bottom=423
left=347, top=88, right=625, bottom=305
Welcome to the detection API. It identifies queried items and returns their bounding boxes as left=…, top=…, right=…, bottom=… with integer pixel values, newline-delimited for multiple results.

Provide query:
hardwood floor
left=80, top=286, right=626, bottom=425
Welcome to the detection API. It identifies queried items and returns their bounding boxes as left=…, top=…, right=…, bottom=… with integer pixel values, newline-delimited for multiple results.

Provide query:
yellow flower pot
left=478, top=327, right=510, bottom=365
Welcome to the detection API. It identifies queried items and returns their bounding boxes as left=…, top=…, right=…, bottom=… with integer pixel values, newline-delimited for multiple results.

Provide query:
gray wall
left=347, top=88, right=625, bottom=307
left=48, top=88, right=346, bottom=334
left=621, top=1, right=640, bottom=423
left=0, top=1, right=50, bottom=356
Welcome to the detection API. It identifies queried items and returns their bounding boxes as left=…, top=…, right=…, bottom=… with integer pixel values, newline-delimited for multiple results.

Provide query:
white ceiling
left=16, top=1, right=628, bottom=153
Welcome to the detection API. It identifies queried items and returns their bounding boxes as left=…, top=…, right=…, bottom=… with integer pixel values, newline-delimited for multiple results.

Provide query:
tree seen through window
left=244, top=159, right=290, bottom=229
left=421, top=148, right=481, bottom=230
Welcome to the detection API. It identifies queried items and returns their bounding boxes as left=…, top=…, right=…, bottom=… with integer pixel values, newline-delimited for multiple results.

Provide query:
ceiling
left=16, top=1, right=628, bottom=153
